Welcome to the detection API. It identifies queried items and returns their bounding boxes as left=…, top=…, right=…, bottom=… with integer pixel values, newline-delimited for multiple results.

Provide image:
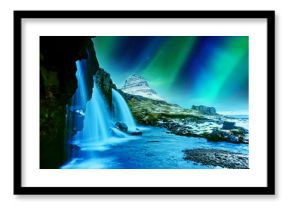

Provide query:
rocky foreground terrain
left=183, top=149, right=249, bottom=169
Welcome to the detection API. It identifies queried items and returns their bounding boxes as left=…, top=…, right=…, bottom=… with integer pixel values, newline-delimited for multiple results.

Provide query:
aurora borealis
left=92, top=36, right=248, bottom=112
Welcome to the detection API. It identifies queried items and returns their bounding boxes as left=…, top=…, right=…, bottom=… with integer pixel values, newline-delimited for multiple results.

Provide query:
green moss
left=160, top=113, right=204, bottom=121
left=40, top=99, right=66, bottom=168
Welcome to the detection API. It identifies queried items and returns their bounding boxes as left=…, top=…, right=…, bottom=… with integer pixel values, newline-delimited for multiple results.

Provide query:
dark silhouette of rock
left=115, top=122, right=128, bottom=132
left=95, top=68, right=116, bottom=108
left=191, top=105, right=216, bottom=115
left=115, top=122, right=142, bottom=135
left=127, top=130, right=143, bottom=135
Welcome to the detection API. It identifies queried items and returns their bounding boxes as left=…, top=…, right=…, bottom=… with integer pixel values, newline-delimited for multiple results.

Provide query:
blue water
left=226, top=115, right=249, bottom=119
left=62, top=126, right=248, bottom=169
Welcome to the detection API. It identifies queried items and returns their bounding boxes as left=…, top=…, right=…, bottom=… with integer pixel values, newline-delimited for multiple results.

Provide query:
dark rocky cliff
left=40, top=36, right=115, bottom=168
left=191, top=105, right=217, bottom=115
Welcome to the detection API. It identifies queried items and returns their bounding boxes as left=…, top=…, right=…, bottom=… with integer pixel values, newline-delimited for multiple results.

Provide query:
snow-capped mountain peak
left=121, top=74, right=164, bottom=101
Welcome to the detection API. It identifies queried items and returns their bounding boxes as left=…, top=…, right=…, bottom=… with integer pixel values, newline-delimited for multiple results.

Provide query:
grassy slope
left=125, top=94, right=213, bottom=126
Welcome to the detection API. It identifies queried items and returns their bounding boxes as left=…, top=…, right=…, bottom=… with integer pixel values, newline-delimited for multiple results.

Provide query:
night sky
left=92, top=36, right=248, bottom=112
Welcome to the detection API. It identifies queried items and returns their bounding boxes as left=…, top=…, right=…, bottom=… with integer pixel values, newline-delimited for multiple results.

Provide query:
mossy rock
left=231, top=129, right=243, bottom=135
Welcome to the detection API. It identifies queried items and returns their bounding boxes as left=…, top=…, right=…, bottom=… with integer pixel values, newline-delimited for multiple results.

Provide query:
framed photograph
left=14, top=10, right=275, bottom=195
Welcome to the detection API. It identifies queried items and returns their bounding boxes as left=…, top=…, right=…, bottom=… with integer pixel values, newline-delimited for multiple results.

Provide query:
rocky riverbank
left=159, top=119, right=248, bottom=144
left=183, top=148, right=249, bottom=169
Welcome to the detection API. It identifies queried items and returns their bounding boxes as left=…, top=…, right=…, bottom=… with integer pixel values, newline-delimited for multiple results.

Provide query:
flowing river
left=62, top=125, right=248, bottom=169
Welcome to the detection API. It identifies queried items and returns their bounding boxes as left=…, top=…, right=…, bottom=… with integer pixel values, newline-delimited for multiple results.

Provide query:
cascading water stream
left=75, top=60, right=89, bottom=110
left=82, top=81, right=111, bottom=146
left=112, top=89, right=137, bottom=131
left=67, top=56, right=113, bottom=152
left=63, top=84, right=140, bottom=168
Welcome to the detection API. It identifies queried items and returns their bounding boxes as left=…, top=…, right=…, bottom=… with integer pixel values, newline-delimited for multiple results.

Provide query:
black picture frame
left=14, top=10, right=275, bottom=195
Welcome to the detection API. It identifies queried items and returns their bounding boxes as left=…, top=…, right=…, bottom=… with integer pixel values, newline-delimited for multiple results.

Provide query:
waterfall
left=67, top=59, right=138, bottom=152
left=67, top=59, right=112, bottom=150
left=112, top=89, right=137, bottom=131
left=75, top=60, right=89, bottom=110
left=82, top=81, right=111, bottom=145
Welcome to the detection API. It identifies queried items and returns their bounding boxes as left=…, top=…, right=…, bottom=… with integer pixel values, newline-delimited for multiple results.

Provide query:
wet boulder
left=115, top=122, right=128, bottom=132
left=115, top=122, right=142, bottom=135
left=203, top=127, right=248, bottom=144
left=222, top=121, right=236, bottom=130
left=228, top=134, right=240, bottom=143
